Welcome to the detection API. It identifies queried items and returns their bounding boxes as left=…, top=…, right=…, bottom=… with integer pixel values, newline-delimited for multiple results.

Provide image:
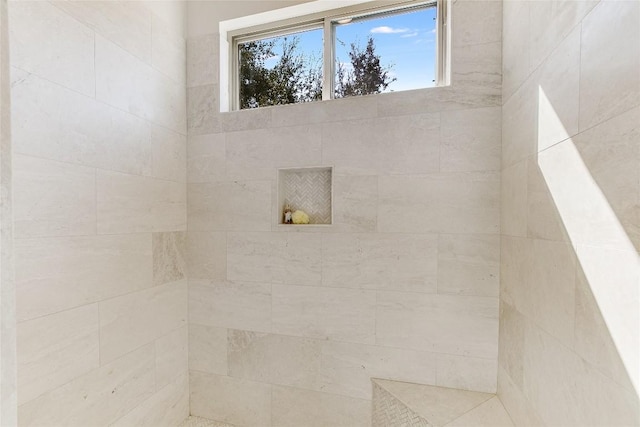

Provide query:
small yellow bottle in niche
left=283, top=204, right=293, bottom=224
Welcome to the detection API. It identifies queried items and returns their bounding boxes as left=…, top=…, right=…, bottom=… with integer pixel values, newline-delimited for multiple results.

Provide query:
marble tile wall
left=9, top=1, right=188, bottom=425
left=499, top=0, right=640, bottom=425
left=186, top=1, right=502, bottom=425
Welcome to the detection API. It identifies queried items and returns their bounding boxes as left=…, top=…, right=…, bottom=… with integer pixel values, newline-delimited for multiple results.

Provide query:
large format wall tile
left=99, top=281, right=187, bottom=364
left=189, top=372, right=271, bottom=426
left=18, top=344, right=156, bottom=427
left=322, top=233, right=437, bottom=293
left=189, top=324, right=228, bottom=376
left=187, top=133, right=226, bottom=183
left=187, top=231, right=227, bottom=281
left=151, top=14, right=186, bottom=85
left=97, top=170, right=186, bottom=234
left=153, top=231, right=186, bottom=286
left=10, top=1, right=95, bottom=96
left=187, top=33, right=218, bottom=88
left=227, top=232, right=321, bottom=285
left=15, top=233, right=152, bottom=322
left=332, top=175, right=378, bottom=232
left=155, top=327, right=188, bottom=391
left=272, top=385, right=371, bottom=427
left=17, top=305, right=99, bottom=405
left=150, top=125, right=187, bottom=182
left=272, top=284, right=376, bottom=344
left=13, top=155, right=96, bottom=238
left=189, top=280, right=271, bottom=333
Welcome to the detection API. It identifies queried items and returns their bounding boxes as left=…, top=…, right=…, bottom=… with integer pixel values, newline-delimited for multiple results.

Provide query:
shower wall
left=499, top=0, right=639, bottom=425
left=186, top=1, right=502, bottom=425
left=9, top=2, right=188, bottom=425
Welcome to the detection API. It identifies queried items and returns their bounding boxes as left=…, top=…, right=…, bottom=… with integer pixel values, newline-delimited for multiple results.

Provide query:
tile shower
left=0, top=0, right=637, bottom=427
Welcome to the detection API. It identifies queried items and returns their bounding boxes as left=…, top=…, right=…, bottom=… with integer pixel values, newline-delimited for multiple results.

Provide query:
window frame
left=228, top=0, right=448, bottom=111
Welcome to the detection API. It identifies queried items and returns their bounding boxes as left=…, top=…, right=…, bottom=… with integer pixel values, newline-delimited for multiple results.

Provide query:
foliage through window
left=234, top=1, right=442, bottom=110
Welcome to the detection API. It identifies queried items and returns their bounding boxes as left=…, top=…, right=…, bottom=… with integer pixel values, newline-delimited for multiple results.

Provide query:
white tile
left=319, top=340, right=436, bottom=399
left=579, top=0, right=640, bottom=130
left=99, top=281, right=187, bottom=364
left=502, top=0, right=530, bottom=101
left=437, top=234, right=500, bottom=297
left=451, top=42, right=502, bottom=101
left=228, top=330, right=322, bottom=390
left=52, top=0, right=153, bottom=63
left=188, top=85, right=220, bottom=135
left=376, top=291, right=499, bottom=359
left=502, top=75, right=539, bottom=168
left=13, top=155, right=95, bottom=238
left=97, top=170, right=186, bottom=234
left=272, top=284, right=376, bottom=344
left=187, top=133, right=226, bottom=183
left=187, top=231, right=227, bottom=281
left=155, top=327, right=188, bottom=391
left=150, top=125, right=187, bottom=183
left=153, top=231, right=186, bottom=287
left=445, top=396, right=514, bottom=427
left=227, top=232, right=321, bottom=285
left=18, top=344, right=156, bottom=427
left=17, top=305, right=99, bottom=405
left=189, top=324, right=228, bottom=376
left=440, top=107, right=501, bottom=172
left=10, top=1, right=95, bottom=96
left=187, top=34, right=218, bottom=88
left=15, top=234, right=152, bottom=322
left=322, top=233, right=437, bottom=293
left=452, top=0, right=502, bottom=47
left=189, top=280, right=271, bottom=333
left=187, top=181, right=271, bottom=231
left=189, top=372, right=271, bottom=427
left=332, top=175, right=378, bottom=232
left=151, top=14, right=186, bottom=84
left=110, top=374, right=188, bottom=427
left=500, top=160, right=528, bottom=238
left=436, top=353, right=497, bottom=393
left=272, top=385, right=371, bottom=427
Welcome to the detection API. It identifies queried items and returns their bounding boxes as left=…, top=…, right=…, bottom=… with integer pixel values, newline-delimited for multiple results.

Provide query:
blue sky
left=257, top=6, right=437, bottom=94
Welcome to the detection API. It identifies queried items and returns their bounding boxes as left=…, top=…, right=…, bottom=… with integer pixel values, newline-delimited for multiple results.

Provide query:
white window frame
left=220, top=0, right=449, bottom=112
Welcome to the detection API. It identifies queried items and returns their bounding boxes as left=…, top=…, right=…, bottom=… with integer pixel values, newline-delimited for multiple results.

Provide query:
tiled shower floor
left=179, top=416, right=234, bottom=427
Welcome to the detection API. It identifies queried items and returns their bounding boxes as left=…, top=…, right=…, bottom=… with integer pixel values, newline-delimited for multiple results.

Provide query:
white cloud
left=370, top=26, right=409, bottom=34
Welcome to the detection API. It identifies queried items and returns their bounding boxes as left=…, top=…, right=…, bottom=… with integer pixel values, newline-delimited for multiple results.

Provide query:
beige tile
left=500, top=160, right=528, bottom=238
left=187, top=34, right=218, bottom=88
left=378, top=172, right=500, bottom=234
left=13, top=155, right=96, bottom=238
left=151, top=14, right=185, bottom=85
left=153, top=231, right=186, bottom=286
left=319, top=94, right=378, bottom=123
left=228, top=330, right=321, bottom=390
left=322, top=233, right=437, bottom=293
left=187, top=231, right=227, bottom=281
left=536, top=25, right=580, bottom=151
left=496, top=366, right=544, bottom=427
left=187, top=181, right=271, bottom=232
left=499, top=235, right=532, bottom=312
left=17, top=305, right=99, bottom=405
left=189, top=280, right=271, bottom=333
left=445, top=396, right=514, bottom=427
left=438, top=234, right=500, bottom=297
left=141, top=0, right=185, bottom=39
left=451, top=0, right=502, bottom=47
left=272, top=284, right=376, bottom=344
left=526, top=155, right=569, bottom=242
left=97, top=170, right=186, bottom=234
left=436, top=353, right=497, bottom=393
left=440, top=107, right=501, bottom=172
left=18, top=344, right=156, bottom=427
left=189, top=323, right=228, bottom=376
left=187, top=133, right=226, bottom=183
left=451, top=42, right=502, bottom=101
left=10, top=1, right=95, bottom=96
left=95, top=34, right=186, bottom=133
left=502, top=74, right=539, bottom=168
left=272, top=385, right=371, bottom=427
left=322, top=114, right=440, bottom=176
left=188, top=85, right=220, bottom=135
left=52, top=0, right=153, bottom=63
left=227, top=232, right=321, bottom=285
left=110, top=374, right=189, bottom=427
left=150, top=125, right=187, bottom=183
left=15, top=234, right=152, bottom=322
left=189, top=372, right=271, bottom=426
left=332, top=175, right=377, bottom=232
left=221, top=107, right=272, bottom=133
left=571, top=106, right=640, bottom=251
left=99, top=281, right=187, bottom=364
left=501, top=0, right=530, bottom=102
left=155, top=327, right=188, bottom=391
left=497, top=302, right=525, bottom=390
left=579, top=0, right=640, bottom=130
left=376, top=291, right=499, bottom=359
left=319, top=340, right=436, bottom=399
left=226, top=125, right=322, bottom=181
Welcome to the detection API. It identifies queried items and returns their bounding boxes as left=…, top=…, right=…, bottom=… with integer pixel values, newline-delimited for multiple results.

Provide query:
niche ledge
left=277, top=166, right=333, bottom=226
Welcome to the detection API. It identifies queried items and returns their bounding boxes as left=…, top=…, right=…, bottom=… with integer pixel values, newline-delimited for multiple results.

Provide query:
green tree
left=335, top=36, right=396, bottom=98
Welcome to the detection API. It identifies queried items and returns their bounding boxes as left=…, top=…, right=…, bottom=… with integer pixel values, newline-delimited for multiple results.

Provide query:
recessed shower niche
left=277, top=167, right=333, bottom=226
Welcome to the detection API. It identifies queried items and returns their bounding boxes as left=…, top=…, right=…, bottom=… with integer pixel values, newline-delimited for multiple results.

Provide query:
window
left=228, top=0, right=447, bottom=110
